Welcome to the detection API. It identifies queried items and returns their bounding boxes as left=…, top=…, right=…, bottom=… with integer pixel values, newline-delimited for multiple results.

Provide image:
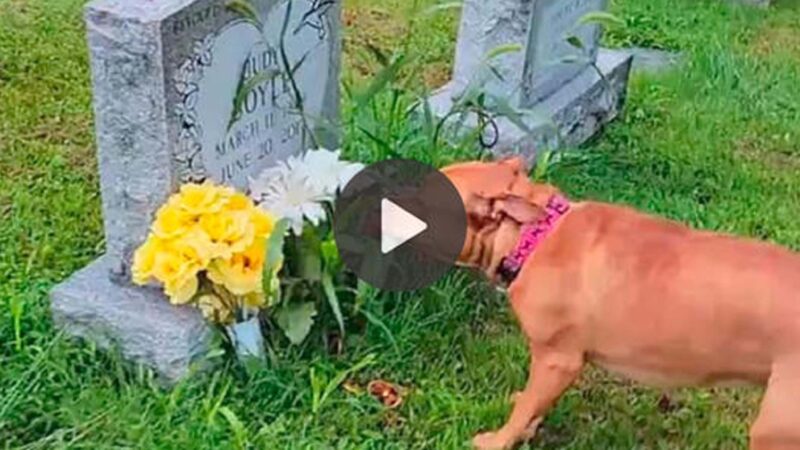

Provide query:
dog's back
left=529, top=201, right=800, bottom=387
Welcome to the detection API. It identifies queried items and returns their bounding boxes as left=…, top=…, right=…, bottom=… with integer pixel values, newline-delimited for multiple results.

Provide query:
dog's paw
left=509, top=391, right=522, bottom=404
left=472, top=431, right=511, bottom=450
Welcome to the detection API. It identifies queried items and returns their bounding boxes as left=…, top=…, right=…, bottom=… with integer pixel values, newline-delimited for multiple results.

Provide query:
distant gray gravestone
left=430, top=0, right=633, bottom=161
left=735, top=0, right=769, bottom=7
left=51, top=0, right=341, bottom=382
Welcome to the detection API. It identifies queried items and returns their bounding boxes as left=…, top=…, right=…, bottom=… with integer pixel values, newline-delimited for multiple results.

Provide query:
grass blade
left=578, top=11, right=624, bottom=28
left=322, top=272, right=346, bottom=339
left=228, top=68, right=281, bottom=130
left=226, top=0, right=263, bottom=30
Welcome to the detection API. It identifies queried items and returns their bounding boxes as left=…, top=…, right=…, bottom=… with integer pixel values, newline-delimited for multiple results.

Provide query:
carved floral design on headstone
left=174, top=34, right=216, bottom=182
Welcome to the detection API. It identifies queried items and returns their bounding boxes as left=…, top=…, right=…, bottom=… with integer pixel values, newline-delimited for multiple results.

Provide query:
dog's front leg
left=473, top=351, right=583, bottom=450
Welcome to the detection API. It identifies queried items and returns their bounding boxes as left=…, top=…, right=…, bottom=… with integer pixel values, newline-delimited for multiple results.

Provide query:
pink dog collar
left=498, top=194, right=570, bottom=283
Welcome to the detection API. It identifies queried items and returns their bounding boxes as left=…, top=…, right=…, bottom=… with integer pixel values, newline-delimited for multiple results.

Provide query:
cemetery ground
left=2, top=0, right=800, bottom=447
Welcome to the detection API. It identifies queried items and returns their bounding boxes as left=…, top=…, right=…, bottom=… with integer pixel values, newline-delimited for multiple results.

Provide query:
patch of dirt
left=748, top=22, right=800, bottom=60
left=341, top=6, right=454, bottom=90
left=733, top=133, right=800, bottom=172
left=422, top=61, right=452, bottom=89
left=342, top=7, right=408, bottom=78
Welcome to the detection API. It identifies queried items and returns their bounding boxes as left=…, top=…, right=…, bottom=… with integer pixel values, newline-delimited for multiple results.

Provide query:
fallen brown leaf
left=367, top=379, right=403, bottom=409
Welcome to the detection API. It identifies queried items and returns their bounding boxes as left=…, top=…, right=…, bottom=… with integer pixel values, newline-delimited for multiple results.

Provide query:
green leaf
left=9, top=295, right=24, bottom=351
left=320, top=238, right=341, bottom=272
left=360, top=308, right=399, bottom=353
left=485, top=43, right=523, bottom=60
left=205, top=378, right=231, bottom=425
left=226, top=0, right=263, bottom=30
left=312, top=354, right=376, bottom=414
left=219, top=406, right=247, bottom=446
left=309, top=367, right=324, bottom=413
left=420, top=95, right=435, bottom=142
left=487, top=94, right=533, bottom=135
left=321, top=272, right=345, bottom=339
left=263, top=219, right=289, bottom=302
left=275, top=302, right=317, bottom=345
left=354, top=55, right=406, bottom=107
left=565, top=34, right=584, bottom=50
left=533, top=150, right=554, bottom=181
left=357, top=125, right=397, bottom=158
left=578, top=11, right=624, bottom=28
left=265, top=219, right=289, bottom=274
left=228, top=68, right=281, bottom=130
left=298, top=227, right=322, bottom=281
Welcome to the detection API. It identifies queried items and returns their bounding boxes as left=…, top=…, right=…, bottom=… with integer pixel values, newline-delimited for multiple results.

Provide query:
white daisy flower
left=292, top=148, right=364, bottom=195
left=249, top=149, right=364, bottom=235
left=250, top=161, right=330, bottom=235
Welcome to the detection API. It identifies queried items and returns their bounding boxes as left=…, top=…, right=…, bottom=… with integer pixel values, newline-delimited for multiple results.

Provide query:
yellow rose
left=207, top=238, right=266, bottom=296
left=179, top=227, right=216, bottom=268
left=131, top=235, right=164, bottom=285
left=199, top=210, right=255, bottom=259
left=221, top=192, right=274, bottom=238
left=164, top=272, right=199, bottom=305
left=152, top=201, right=195, bottom=239
left=151, top=240, right=203, bottom=304
left=197, top=294, right=233, bottom=324
left=176, top=182, right=233, bottom=216
left=251, top=207, right=276, bottom=238
left=226, top=192, right=253, bottom=212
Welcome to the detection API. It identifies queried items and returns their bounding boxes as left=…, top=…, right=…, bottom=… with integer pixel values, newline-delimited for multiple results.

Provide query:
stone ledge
left=429, top=48, right=633, bottom=162
left=51, top=255, right=213, bottom=382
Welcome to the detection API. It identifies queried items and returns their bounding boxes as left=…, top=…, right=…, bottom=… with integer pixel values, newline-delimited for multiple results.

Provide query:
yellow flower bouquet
left=131, top=182, right=281, bottom=358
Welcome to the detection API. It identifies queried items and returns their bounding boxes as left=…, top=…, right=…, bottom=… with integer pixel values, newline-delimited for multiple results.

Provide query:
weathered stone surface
left=450, top=0, right=606, bottom=107
left=522, top=0, right=607, bottom=105
left=85, top=1, right=174, bottom=278
left=52, top=0, right=342, bottom=382
left=450, top=0, right=532, bottom=103
left=430, top=49, right=633, bottom=162
left=434, top=0, right=627, bottom=160
left=51, top=256, right=213, bottom=382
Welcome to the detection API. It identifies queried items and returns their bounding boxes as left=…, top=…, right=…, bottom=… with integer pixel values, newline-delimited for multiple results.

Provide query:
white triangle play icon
left=381, top=199, right=428, bottom=254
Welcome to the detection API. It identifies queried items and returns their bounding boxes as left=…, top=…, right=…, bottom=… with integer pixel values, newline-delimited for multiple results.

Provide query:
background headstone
left=522, top=0, right=606, bottom=105
left=623, top=47, right=682, bottom=74
left=51, top=0, right=341, bottom=382
left=733, top=0, right=769, bottom=7
left=431, top=0, right=632, bottom=160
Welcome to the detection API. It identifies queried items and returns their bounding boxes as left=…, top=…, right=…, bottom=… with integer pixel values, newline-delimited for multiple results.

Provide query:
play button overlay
left=381, top=199, right=428, bottom=254
left=333, top=159, right=467, bottom=292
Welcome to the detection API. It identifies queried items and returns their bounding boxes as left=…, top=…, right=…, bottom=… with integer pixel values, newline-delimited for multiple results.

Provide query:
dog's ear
left=491, top=194, right=543, bottom=224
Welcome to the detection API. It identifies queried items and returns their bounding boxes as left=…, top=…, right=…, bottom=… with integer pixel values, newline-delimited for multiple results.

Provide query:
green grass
left=2, top=0, right=800, bottom=448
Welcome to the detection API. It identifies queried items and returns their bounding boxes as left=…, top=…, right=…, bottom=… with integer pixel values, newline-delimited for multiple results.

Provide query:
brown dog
left=440, top=157, right=800, bottom=450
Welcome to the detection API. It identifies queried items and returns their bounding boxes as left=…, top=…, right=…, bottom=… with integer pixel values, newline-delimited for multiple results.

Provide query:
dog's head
left=440, top=157, right=560, bottom=276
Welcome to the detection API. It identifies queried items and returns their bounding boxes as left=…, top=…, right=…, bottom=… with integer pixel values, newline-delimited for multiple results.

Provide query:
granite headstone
left=432, top=0, right=632, bottom=160
left=51, top=0, right=341, bottom=382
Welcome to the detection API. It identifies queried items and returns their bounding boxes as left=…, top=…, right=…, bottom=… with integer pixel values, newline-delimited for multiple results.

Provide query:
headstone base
left=430, top=49, right=633, bottom=162
left=51, top=256, right=213, bottom=382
